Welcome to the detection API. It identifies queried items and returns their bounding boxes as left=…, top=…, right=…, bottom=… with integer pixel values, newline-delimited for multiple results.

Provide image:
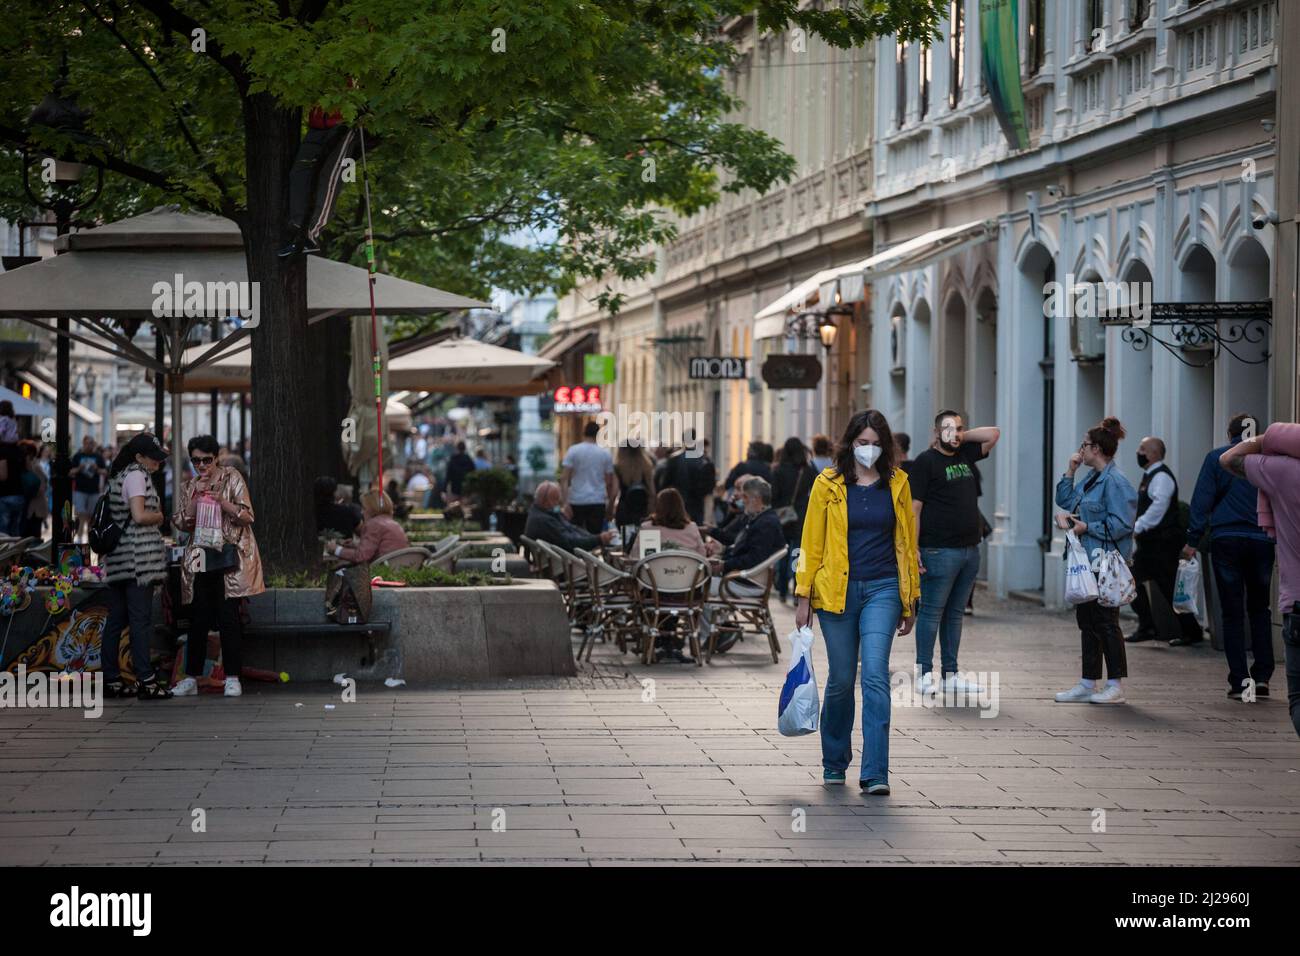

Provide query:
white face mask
left=853, top=444, right=882, bottom=469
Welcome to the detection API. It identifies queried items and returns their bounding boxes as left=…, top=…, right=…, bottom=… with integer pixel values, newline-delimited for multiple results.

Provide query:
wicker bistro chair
left=702, top=546, right=787, bottom=664
left=630, top=550, right=711, bottom=667
left=573, top=547, right=640, bottom=662
left=372, top=546, right=432, bottom=569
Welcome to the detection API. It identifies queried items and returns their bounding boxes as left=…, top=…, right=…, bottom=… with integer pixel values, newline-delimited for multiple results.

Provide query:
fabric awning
left=753, top=220, right=994, bottom=339
left=14, top=372, right=104, bottom=425
left=536, top=327, right=597, bottom=362
left=387, top=337, right=555, bottom=396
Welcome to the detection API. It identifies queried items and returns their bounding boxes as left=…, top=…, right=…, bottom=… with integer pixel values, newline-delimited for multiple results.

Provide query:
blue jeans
left=915, top=545, right=981, bottom=677
left=817, top=577, right=902, bottom=785
left=1211, top=536, right=1275, bottom=691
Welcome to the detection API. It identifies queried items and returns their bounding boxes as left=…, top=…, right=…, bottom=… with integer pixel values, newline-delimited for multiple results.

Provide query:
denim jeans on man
left=100, top=581, right=158, bottom=684
left=1212, top=536, right=1275, bottom=691
left=817, top=577, right=902, bottom=785
left=914, top=545, right=980, bottom=677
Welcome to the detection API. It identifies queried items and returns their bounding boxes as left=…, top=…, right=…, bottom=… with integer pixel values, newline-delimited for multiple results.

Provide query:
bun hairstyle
left=1087, top=416, right=1127, bottom=458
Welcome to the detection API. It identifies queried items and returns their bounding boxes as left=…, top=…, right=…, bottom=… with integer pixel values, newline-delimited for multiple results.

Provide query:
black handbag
left=185, top=543, right=240, bottom=574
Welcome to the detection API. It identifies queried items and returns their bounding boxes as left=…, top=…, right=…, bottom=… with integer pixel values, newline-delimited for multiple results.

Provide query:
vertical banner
left=979, top=0, right=1030, bottom=151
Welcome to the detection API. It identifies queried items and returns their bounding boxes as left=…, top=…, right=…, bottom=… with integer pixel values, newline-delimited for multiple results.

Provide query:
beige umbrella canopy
left=0, top=206, right=488, bottom=485
left=387, top=337, right=555, bottom=396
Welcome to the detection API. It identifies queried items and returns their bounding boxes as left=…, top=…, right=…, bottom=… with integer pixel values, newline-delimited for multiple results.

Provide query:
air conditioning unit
left=1069, top=311, right=1106, bottom=363
left=890, top=314, right=906, bottom=372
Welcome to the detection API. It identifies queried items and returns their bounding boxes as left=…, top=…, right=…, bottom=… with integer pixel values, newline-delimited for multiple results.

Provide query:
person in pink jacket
left=329, top=490, right=410, bottom=564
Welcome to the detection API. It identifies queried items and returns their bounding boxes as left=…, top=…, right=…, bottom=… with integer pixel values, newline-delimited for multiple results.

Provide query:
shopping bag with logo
left=1173, top=555, right=1207, bottom=627
left=192, top=493, right=225, bottom=550
left=777, top=625, right=820, bottom=737
left=1095, top=549, right=1137, bottom=608
left=1063, top=530, right=1099, bottom=605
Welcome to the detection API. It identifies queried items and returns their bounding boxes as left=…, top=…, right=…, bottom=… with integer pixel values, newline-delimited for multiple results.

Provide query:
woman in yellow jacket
left=795, top=409, right=920, bottom=794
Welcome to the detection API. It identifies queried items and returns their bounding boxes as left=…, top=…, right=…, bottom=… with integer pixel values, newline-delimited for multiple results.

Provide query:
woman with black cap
left=101, top=432, right=172, bottom=699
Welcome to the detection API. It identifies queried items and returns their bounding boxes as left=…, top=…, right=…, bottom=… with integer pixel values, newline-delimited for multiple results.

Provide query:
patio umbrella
left=386, top=337, right=556, bottom=396
left=0, top=206, right=488, bottom=498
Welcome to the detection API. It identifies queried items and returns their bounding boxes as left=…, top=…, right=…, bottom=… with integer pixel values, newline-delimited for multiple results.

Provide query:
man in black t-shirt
left=908, top=409, right=1001, bottom=697
left=69, top=435, right=108, bottom=543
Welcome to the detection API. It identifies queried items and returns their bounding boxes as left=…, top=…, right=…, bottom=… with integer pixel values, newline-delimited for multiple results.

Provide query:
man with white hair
left=525, top=481, right=615, bottom=553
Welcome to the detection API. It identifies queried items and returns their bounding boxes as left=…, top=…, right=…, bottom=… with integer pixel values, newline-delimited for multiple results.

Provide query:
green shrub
left=462, top=468, right=517, bottom=512
left=370, top=564, right=511, bottom=587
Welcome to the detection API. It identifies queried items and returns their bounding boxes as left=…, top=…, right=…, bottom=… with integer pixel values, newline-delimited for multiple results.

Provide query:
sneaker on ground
left=943, top=673, right=983, bottom=696
left=1088, top=683, right=1126, bottom=704
left=172, top=677, right=199, bottom=697
left=224, top=677, right=243, bottom=697
left=1256, top=683, right=1270, bottom=697
left=823, top=771, right=846, bottom=785
left=915, top=671, right=937, bottom=696
left=862, top=781, right=890, bottom=796
left=1054, top=681, right=1096, bottom=703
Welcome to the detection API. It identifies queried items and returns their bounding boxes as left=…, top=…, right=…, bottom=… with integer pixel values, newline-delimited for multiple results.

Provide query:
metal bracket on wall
left=1101, top=301, right=1271, bottom=369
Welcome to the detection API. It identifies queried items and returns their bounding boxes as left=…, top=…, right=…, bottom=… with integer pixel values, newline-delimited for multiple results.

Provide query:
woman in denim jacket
left=1053, top=417, right=1138, bottom=705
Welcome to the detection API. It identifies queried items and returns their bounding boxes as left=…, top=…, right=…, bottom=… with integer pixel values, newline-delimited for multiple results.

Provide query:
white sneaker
left=915, top=671, right=937, bottom=696
left=1088, top=683, right=1125, bottom=704
left=172, top=677, right=198, bottom=697
left=943, top=673, right=983, bottom=697
left=1054, top=681, right=1096, bottom=703
left=224, top=677, right=243, bottom=697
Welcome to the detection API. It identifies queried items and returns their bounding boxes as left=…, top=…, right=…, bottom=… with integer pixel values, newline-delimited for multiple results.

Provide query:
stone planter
left=236, top=579, right=573, bottom=683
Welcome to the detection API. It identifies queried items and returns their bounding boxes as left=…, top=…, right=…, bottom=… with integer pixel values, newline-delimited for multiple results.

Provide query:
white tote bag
left=1096, top=549, right=1137, bottom=608
left=1173, top=555, right=1207, bottom=627
left=777, top=626, right=820, bottom=736
left=1064, top=530, right=1099, bottom=605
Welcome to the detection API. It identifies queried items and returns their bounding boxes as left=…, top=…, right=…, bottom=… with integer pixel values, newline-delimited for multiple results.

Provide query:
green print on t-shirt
left=944, top=462, right=973, bottom=482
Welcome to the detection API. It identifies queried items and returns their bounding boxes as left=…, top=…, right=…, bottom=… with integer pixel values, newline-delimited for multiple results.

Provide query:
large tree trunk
left=242, top=92, right=316, bottom=572
left=306, top=313, right=352, bottom=483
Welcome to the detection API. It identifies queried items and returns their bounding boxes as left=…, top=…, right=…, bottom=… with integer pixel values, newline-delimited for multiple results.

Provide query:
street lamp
left=22, top=62, right=104, bottom=548
left=817, top=314, right=838, bottom=351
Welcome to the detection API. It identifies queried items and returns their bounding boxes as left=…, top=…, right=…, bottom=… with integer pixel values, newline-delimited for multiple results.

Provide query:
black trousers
left=1211, top=536, right=1275, bottom=690
left=1131, top=541, right=1201, bottom=639
left=1076, top=599, right=1127, bottom=680
left=286, top=124, right=357, bottom=242
left=569, top=503, right=606, bottom=535
left=1284, top=605, right=1300, bottom=738
left=101, top=581, right=157, bottom=683
left=186, top=572, right=242, bottom=679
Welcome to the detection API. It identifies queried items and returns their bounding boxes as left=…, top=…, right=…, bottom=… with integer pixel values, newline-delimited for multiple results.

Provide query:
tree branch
left=131, top=0, right=249, bottom=94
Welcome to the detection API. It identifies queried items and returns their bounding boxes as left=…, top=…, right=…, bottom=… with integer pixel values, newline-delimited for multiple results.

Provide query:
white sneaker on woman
left=172, top=677, right=198, bottom=697
left=943, top=673, right=983, bottom=697
left=915, top=671, right=937, bottom=696
left=1088, top=683, right=1125, bottom=704
left=1054, top=681, right=1095, bottom=703
left=224, top=677, right=243, bottom=697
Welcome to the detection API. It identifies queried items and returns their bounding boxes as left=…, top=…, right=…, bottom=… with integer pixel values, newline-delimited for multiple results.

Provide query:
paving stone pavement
left=2, top=588, right=1298, bottom=866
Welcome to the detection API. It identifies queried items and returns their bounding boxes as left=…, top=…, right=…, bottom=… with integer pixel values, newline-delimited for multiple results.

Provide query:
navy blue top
left=1186, top=440, right=1270, bottom=546
left=846, top=480, right=896, bottom=581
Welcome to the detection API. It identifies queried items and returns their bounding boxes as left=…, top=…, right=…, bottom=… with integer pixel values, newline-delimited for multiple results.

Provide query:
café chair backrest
left=632, top=550, right=710, bottom=603
left=574, top=547, right=629, bottom=591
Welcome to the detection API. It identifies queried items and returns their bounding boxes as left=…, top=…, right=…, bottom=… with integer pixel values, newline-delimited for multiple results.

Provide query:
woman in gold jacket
left=795, top=409, right=920, bottom=794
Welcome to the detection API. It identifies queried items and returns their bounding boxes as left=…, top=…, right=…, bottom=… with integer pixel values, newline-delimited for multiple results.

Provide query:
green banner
left=979, top=0, right=1029, bottom=152
left=583, top=353, right=615, bottom=385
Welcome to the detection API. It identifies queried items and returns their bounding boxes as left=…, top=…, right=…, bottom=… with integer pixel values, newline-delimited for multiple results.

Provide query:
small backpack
left=89, top=490, right=127, bottom=555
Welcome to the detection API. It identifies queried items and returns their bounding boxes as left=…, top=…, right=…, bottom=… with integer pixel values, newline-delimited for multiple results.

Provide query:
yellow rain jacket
left=795, top=466, right=920, bottom=616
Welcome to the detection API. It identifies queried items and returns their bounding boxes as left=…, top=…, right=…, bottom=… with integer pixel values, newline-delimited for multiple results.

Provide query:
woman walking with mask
left=1053, top=417, right=1138, bottom=704
left=795, top=409, right=920, bottom=794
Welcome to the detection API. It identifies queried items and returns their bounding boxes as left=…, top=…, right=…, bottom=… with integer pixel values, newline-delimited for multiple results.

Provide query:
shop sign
left=760, top=355, right=822, bottom=389
left=583, top=354, right=615, bottom=385
left=688, top=356, right=747, bottom=380
left=553, top=385, right=603, bottom=414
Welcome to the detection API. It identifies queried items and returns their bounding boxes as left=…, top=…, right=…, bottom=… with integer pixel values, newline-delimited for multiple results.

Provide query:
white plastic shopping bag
left=1096, top=550, right=1137, bottom=608
left=1173, top=555, right=1207, bottom=626
left=777, top=626, right=820, bottom=737
left=1063, top=530, right=1099, bottom=605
